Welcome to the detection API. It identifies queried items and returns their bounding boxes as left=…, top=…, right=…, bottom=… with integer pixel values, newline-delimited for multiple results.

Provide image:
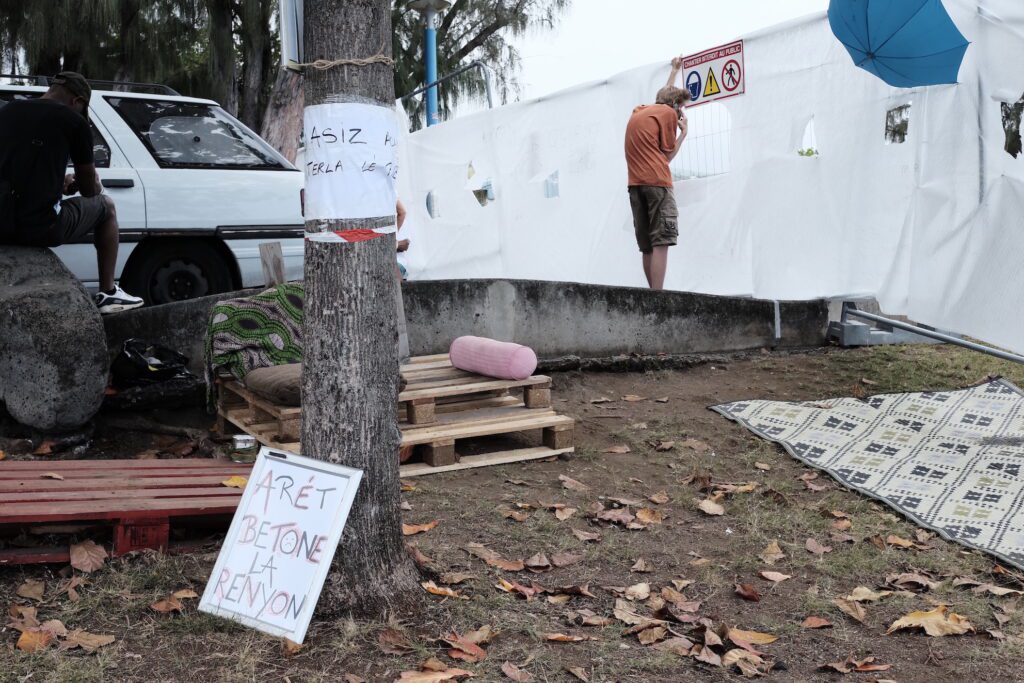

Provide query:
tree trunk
left=260, top=68, right=304, bottom=162
left=302, top=0, right=421, bottom=618
left=238, top=0, right=272, bottom=130
left=206, top=0, right=238, bottom=114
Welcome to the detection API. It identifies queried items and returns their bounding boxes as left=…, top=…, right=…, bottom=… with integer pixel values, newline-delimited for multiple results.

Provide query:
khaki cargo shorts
left=628, top=185, right=678, bottom=253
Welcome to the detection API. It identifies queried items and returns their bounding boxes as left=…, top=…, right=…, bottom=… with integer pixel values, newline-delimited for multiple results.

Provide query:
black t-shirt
left=0, top=98, right=94, bottom=232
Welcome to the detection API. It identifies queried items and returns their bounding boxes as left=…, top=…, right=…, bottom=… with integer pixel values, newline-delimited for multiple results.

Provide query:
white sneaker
left=94, top=285, right=145, bottom=314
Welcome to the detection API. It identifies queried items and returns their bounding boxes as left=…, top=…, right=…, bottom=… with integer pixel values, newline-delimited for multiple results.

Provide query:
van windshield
left=106, top=97, right=292, bottom=170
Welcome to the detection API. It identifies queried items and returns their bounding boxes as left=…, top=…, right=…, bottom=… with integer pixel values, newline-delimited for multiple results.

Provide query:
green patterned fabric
left=205, top=283, right=305, bottom=385
left=713, top=379, right=1024, bottom=569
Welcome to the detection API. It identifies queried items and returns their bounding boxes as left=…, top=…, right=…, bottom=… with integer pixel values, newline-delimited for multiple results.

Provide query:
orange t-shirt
left=624, top=104, right=678, bottom=188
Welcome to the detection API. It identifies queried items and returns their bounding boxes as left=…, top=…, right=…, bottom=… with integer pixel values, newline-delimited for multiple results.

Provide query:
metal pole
left=844, top=305, right=1024, bottom=365
left=401, top=61, right=494, bottom=110
left=424, top=9, right=440, bottom=126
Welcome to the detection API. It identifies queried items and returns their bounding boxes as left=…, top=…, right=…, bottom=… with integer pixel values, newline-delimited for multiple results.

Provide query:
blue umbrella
left=828, top=0, right=969, bottom=88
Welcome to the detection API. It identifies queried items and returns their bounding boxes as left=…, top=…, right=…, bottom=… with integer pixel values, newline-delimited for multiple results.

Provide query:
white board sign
left=303, top=102, right=399, bottom=221
left=681, top=40, right=745, bottom=106
left=199, top=447, right=362, bottom=644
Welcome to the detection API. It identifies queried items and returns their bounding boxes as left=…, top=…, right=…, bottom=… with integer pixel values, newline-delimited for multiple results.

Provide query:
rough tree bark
left=206, top=0, right=238, bottom=115
left=302, top=0, right=422, bottom=618
left=260, top=69, right=304, bottom=162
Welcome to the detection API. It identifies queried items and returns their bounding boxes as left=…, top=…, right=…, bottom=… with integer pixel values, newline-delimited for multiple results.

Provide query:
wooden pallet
left=0, top=459, right=250, bottom=565
left=217, top=355, right=575, bottom=477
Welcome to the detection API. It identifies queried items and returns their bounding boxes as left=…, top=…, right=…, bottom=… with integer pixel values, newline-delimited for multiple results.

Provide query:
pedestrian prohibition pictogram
left=679, top=40, right=745, bottom=106
left=722, top=59, right=742, bottom=91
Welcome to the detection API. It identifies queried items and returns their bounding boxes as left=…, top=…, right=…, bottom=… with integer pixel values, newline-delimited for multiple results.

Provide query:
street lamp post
left=410, top=0, right=450, bottom=126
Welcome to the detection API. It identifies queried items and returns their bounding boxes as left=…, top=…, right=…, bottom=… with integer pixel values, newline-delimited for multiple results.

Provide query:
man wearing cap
left=0, top=71, right=143, bottom=313
left=624, top=57, right=691, bottom=291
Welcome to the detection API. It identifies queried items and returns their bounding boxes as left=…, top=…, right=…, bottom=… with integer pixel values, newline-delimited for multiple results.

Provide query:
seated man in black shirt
left=0, top=72, right=143, bottom=313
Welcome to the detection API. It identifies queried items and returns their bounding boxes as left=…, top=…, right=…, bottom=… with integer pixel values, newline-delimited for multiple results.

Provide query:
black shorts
left=16, top=196, right=108, bottom=248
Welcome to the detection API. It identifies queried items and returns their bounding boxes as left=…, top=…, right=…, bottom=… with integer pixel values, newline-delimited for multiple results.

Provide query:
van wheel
left=120, top=240, right=235, bottom=305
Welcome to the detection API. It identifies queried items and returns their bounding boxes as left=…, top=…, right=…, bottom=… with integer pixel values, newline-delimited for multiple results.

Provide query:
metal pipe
left=401, top=60, right=494, bottom=110
left=424, top=8, right=440, bottom=126
left=844, top=306, right=1024, bottom=364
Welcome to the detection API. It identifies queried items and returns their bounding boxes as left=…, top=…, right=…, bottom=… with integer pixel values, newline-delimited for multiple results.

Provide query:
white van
left=0, top=76, right=305, bottom=304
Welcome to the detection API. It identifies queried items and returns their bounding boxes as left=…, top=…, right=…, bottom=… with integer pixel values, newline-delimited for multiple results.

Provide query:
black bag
left=111, top=339, right=192, bottom=389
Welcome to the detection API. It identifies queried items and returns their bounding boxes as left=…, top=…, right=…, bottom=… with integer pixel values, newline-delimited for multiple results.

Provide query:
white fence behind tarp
left=396, top=1, right=1024, bottom=355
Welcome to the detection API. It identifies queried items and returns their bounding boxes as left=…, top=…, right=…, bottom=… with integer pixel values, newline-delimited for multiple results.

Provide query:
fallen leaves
left=16, top=578, right=45, bottom=602
left=150, top=596, right=185, bottom=613
left=759, top=571, right=791, bottom=583
left=395, top=667, right=475, bottom=682
left=759, top=541, right=786, bottom=565
left=625, top=582, right=651, bottom=601
left=403, top=520, right=440, bottom=536
left=281, top=638, right=304, bottom=657
left=379, top=628, right=415, bottom=655
left=654, top=441, right=675, bottom=452
left=69, top=540, right=108, bottom=573
left=885, top=534, right=916, bottom=549
left=844, top=586, right=892, bottom=603
left=61, top=629, right=116, bottom=653
left=631, top=559, right=652, bottom=573
left=571, top=529, right=601, bottom=543
left=887, top=605, right=974, bottom=637
left=697, top=499, right=725, bottom=516
left=524, top=553, right=552, bottom=572
left=734, top=583, right=761, bottom=602
left=554, top=507, right=577, bottom=521
left=559, top=474, right=590, bottom=492
left=443, top=632, right=488, bottom=663
left=544, top=633, right=591, bottom=642
left=648, top=490, right=670, bottom=505
left=820, top=656, right=891, bottom=674
left=501, top=661, right=533, bottom=682
left=728, top=628, right=778, bottom=646
left=801, top=616, right=833, bottom=629
left=635, top=508, right=663, bottom=525
left=221, top=475, right=248, bottom=488
left=16, top=629, right=54, bottom=652
left=603, top=445, right=631, bottom=454
left=805, top=538, right=833, bottom=555
left=832, top=598, right=868, bottom=623
left=465, top=543, right=524, bottom=572
left=622, top=394, right=647, bottom=402
left=495, top=579, right=542, bottom=601
left=551, top=552, right=583, bottom=568
left=422, top=581, right=467, bottom=600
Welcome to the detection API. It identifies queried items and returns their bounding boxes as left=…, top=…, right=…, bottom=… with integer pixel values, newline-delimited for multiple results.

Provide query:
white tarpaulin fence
left=396, top=2, right=1024, bottom=355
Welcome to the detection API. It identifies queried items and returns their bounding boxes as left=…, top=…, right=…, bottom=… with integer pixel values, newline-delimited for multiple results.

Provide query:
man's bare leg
left=642, top=252, right=653, bottom=287
left=649, top=246, right=669, bottom=290
left=94, top=195, right=119, bottom=293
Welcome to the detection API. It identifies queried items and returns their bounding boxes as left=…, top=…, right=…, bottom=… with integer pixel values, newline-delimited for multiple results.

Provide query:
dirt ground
left=4, top=344, right=1024, bottom=682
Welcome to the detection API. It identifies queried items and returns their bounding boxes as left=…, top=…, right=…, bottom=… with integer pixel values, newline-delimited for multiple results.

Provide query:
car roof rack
left=0, top=74, right=181, bottom=96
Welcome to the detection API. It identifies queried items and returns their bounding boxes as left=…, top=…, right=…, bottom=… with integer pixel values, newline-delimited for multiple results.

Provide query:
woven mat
left=712, top=379, right=1024, bottom=569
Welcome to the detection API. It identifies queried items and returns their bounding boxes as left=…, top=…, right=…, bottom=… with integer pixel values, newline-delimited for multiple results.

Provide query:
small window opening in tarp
left=885, top=104, right=911, bottom=144
left=473, top=181, right=495, bottom=207
left=798, top=117, right=819, bottom=157
left=426, top=191, right=440, bottom=218
left=543, top=171, right=559, bottom=199
left=1002, top=93, right=1023, bottom=159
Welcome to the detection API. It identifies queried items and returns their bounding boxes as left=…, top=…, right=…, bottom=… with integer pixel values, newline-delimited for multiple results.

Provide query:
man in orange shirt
left=624, top=57, right=690, bottom=290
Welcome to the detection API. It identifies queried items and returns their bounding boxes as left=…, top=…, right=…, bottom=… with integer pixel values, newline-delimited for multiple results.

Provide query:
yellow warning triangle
left=704, top=67, right=721, bottom=98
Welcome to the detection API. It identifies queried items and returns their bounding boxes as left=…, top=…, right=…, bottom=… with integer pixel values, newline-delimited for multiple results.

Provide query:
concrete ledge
left=104, top=280, right=828, bottom=375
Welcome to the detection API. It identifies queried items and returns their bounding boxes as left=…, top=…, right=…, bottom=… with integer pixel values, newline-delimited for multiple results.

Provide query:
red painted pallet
left=0, top=458, right=250, bottom=565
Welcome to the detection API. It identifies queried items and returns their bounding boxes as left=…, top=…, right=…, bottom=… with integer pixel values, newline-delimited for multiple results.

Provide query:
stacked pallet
left=217, top=354, right=575, bottom=477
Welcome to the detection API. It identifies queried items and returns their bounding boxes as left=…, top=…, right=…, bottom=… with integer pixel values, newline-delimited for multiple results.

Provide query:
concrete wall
left=104, top=280, right=829, bottom=374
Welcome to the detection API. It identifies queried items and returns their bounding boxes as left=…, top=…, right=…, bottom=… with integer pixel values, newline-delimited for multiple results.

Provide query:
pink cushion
left=449, top=336, right=538, bottom=380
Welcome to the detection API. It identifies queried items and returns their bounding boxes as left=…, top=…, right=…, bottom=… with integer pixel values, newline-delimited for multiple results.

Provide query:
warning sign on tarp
left=199, top=448, right=362, bottom=644
left=682, top=40, right=745, bottom=106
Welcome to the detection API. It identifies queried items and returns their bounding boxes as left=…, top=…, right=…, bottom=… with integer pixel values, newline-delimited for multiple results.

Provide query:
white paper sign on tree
left=199, top=448, right=362, bottom=643
left=302, top=102, right=399, bottom=220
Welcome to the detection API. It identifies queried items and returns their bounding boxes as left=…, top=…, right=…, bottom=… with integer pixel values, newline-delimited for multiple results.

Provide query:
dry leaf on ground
left=70, top=539, right=108, bottom=573
left=440, top=573, right=477, bottom=586
left=495, top=579, right=542, bottom=601
left=221, top=475, right=248, bottom=488
left=735, top=583, right=761, bottom=602
left=637, top=625, right=668, bottom=645
left=559, top=475, right=590, bottom=492
left=150, top=596, right=184, bottom=613
left=465, top=543, right=525, bottom=571
left=636, top=508, right=664, bottom=525
left=500, top=507, right=530, bottom=523
left=655, top=441, right=675, bottom=452
left=759, top=541, right=786, bottom=565
left=552, top=552, right=583, bottom=568
left=281, top=638, right=303, bottom=657
left=604, top=445, right=631, bottom=454
left=554, top=507, right=577, bottom=521
left=886, top=605, right=975, bottom=637
left=805, top=538, right=833, bottom=555
left=631, top=559, right=652, bottom=573
left=40, top=472, right=64, bottom=480
left=525, top=553, right=552, bottom=572
left=501, top=661, right=533, bottom=682
left=728, top=628, right=778, bottom=646
left=565, top=666, right=590, bottom=682
left=832, top=518, right=853, bottom=531
left=648, top=491, right=670, bottom=504
left=379, top=628, right=415, bottom=655
left=16, top=629, right=54, bottom=652
left=395, top=668, right=475, bottom=682
left=545, top=633, right=590, bottom=642
left=443, top=633, right=488, bottom=663
left=571, top=529, right=601, bottom=543
left=754, top=462, right=772, bottom=471
left=622, top=395, right=647, bottom=402
left=625, top=582, right=651, bottom=601
left=16, top=578, right=45, bottom=601
left=832, top=598, right=867, bottom=623
left=60, top=629, right=116, bottom=653
left=422, top=581, right=467, bottom=600
left=172, top=588, right=199, bottom=600
left=698, top=499, right=725, bottom=516
left=403, top=520, right=440, bottom=536
left=886, top=534, right=916, bottom=548
left=759, top=571, right=791, bottom=583
left=820, top=656, right=891, bottom=673
left=801, top=616, right=833, bottom=629
left=680, top=439, right=712, bottom=453
left=845, top=586, right=892, bottom=603
left=39, top=619, right=67, bottom=637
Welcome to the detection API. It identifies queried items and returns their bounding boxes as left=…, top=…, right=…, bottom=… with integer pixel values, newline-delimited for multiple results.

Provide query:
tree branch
left=450, top=0, right=528, bottom=63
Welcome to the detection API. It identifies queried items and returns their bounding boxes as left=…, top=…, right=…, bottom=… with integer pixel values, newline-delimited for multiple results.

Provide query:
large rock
left=0, top=247, right=108, bottom=432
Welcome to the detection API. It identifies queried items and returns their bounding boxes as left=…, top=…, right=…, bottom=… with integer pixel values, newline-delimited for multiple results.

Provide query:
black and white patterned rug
left=712, top=379, right=1024, bottom=569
